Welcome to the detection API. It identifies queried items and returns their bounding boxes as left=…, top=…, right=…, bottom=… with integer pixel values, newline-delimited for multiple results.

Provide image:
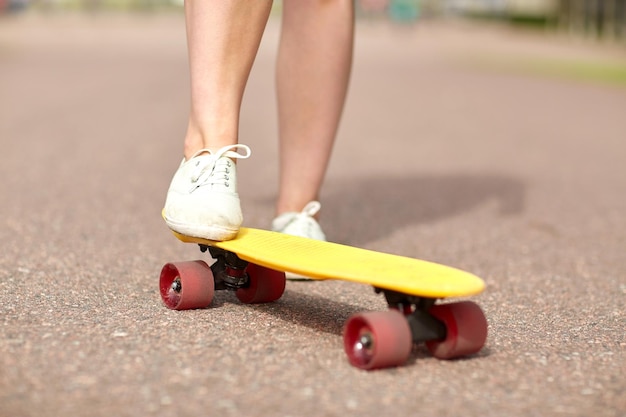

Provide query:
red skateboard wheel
left=159, top=260, right=214, bottom=310
left=426, top=301, right=488, bottom=359
left=343, top=310, right=412, bottom=370
left=236, top=263, right=286, bottom=304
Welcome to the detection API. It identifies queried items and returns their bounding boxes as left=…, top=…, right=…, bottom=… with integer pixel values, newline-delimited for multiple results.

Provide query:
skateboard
left=160, top=227, right=488, bottom=370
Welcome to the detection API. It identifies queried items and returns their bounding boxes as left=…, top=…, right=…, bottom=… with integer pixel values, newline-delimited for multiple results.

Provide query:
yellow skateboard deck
left=170, top=227, right=484, bottom=299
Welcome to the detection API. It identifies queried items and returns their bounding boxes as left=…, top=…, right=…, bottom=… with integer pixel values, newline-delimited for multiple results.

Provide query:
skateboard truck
left=377, top=288, right=447, bottom=343
left=199, top=245, right=249, bottom=290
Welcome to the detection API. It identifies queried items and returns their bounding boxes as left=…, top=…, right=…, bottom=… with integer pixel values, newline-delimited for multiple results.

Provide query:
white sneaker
left=271, top=201, right=327, bottom=242
left=272, top=201, right=326, bottom=280
left=163, top=144, right=251, bottom=241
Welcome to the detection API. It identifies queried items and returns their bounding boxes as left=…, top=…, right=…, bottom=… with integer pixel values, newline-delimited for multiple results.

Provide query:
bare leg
left=164, top=0, right=273, bottom=241
left=184, top=0, right=273, bottom=159
left=275, top=0, right=355, bottom=216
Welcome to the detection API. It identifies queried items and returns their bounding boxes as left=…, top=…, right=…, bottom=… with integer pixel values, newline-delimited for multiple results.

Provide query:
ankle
left=183, top=135, right=203, bottom=161
left=184, top=119, right=239, bottom=160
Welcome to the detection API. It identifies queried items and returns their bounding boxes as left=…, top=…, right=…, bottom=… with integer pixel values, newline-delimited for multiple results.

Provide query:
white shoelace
left=298, top=201, right=321, bottom=219
left=189, top=144, right=251, bottom=188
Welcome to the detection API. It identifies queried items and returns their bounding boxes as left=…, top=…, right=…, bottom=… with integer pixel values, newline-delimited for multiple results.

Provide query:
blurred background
left=1, top=0, right=625, bottom=41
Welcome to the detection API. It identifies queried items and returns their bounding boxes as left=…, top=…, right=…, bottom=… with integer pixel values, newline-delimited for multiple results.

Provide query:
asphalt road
left=1, top=12, right=624, bottom=417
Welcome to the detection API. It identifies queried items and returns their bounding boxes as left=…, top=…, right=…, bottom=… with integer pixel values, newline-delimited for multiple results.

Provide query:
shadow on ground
left=252, top=173, right=525, bottom=245
left=323, top=173, right=525, bottom=245
left=212, top=288, right=363, bottom=337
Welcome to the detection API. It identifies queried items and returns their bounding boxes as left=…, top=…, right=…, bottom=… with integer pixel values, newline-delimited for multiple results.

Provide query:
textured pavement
left=1, top=12, right=625, bottom=417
